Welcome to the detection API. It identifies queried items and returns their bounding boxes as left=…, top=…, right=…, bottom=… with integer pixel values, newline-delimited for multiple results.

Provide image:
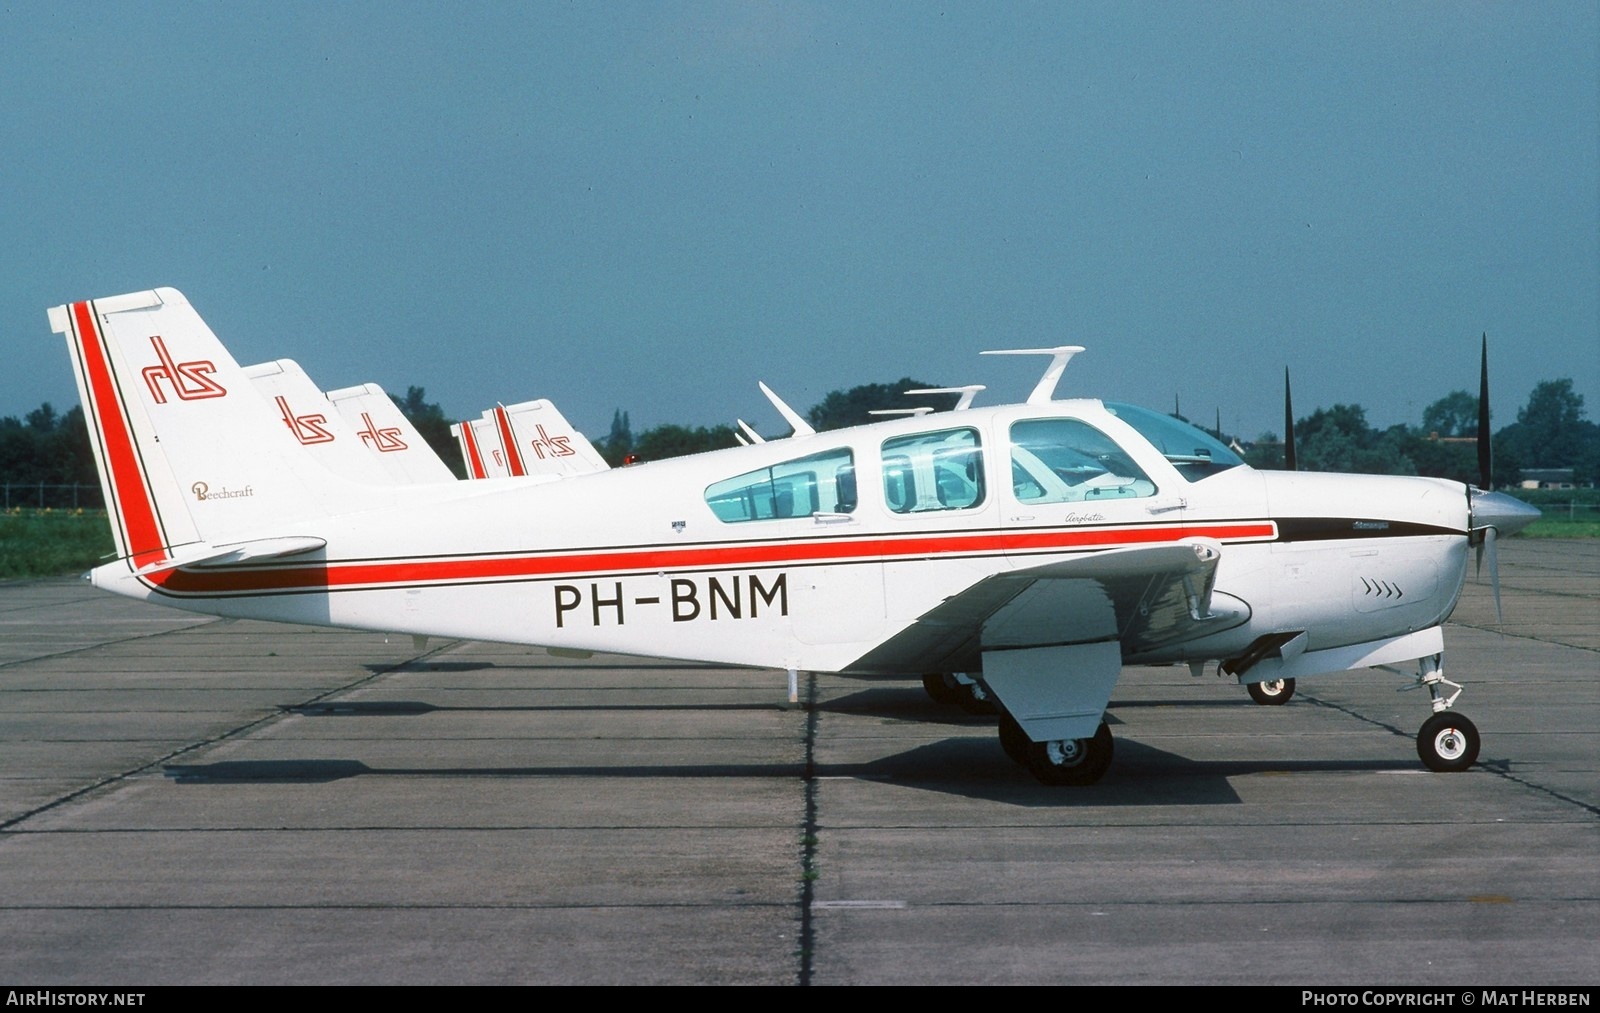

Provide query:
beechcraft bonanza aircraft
left=52, top=288, right=1539, bottom=785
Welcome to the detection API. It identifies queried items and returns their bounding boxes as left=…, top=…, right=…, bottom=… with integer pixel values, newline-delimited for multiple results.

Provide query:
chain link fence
left=2, top=483, right=105, bottom=510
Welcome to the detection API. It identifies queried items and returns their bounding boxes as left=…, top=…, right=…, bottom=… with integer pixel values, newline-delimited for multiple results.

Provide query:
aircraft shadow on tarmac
left=159, top=736, right=1430, bottom=807
left=365, top=660, right=738, bottom=674
left=282, top=700, right=784, bottom=716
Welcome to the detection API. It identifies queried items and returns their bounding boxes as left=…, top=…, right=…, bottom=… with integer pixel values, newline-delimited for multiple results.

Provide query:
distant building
left=1519, top=468, right=1577, bottom=490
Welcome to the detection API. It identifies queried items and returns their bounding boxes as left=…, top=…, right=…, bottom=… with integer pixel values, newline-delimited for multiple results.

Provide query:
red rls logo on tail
left=527, top=424, right=574, bottom=459
left=275, top=396, right=335, bottom=444
left=141, top=336, right=226, bottom=403
left=356, top=412, right=407, bottom=452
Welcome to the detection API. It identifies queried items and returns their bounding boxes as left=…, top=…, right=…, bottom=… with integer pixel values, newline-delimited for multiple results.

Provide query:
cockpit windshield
left=1104, top=402, right=1244, bottom=481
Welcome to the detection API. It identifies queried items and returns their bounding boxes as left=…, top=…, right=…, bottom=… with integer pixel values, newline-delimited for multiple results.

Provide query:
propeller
left=1466, top=333, right=1540, bottom=622
left=1283, top=367, right=1297, bottom=471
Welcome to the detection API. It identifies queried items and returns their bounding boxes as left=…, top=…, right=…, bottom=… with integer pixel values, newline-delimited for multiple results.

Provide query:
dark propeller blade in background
left=1478, top=333, right=1492, bottom=489
left=1283, top=367, right=1297, bottom=471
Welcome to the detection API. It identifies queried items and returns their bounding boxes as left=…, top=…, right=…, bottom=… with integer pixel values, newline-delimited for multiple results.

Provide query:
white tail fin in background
left=49, top=288, right=407, bottom=566
left=244, top=360, right=397, bottom=486
left=326, top=382, right=457, bottom=484
left=494, top=399, right=609, bottom=478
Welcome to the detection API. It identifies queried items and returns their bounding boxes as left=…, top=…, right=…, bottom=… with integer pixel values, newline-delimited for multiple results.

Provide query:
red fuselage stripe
left=73, top=301, right=167, bottom=568
left=147, top=521, right=1277, bottom=595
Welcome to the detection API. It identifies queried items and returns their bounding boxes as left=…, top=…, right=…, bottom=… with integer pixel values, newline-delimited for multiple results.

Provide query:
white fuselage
left=95, top=399, right=1472, bottom=677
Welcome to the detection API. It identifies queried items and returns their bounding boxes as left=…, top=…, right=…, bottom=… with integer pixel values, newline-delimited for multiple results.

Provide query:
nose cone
left=1470, top=489, right=1541, bottom=537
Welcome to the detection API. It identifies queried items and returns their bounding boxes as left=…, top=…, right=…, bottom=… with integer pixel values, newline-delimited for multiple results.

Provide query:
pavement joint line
left=0, top=635, right=463, bottom=834
left=799, top=669, right=819, bottom=988
left=1296, top=688, right=1600, bottom=820
left=0, top=614, right=225, bottom=672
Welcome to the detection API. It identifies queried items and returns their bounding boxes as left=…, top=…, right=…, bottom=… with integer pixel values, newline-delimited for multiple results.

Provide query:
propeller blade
left=1283, top=367, right=1297, bottom=471
left=1485, top=526, right=1502, bottom=624
left=1478, top=333, right=1492, bottom=489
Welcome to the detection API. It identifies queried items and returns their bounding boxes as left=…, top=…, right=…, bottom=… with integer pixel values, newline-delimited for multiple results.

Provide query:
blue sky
left=4, top=2, right=1595, bottom=444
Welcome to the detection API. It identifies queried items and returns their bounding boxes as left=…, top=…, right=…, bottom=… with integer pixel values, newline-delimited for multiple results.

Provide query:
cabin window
left=1103, top=402, right=1244, bottom=481
left=1009, top=419, right=1157, bottom=502
left=881, top=428, right=985, bottom=513
left=705, top=448, right=857, bottom=523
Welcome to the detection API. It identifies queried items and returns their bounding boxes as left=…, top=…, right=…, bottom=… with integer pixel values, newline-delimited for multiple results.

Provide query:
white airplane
left=480, top=400, right=609, bottom=479
left=50, top=288, right=1539, bottom=785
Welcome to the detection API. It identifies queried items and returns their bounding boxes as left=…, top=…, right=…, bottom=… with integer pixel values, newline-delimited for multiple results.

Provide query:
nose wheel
left=1417, top=712, right=1480, bottom=772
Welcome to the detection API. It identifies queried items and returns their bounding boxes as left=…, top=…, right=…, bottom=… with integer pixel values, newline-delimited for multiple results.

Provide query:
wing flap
left=847, top=539, right=1248, bottom=674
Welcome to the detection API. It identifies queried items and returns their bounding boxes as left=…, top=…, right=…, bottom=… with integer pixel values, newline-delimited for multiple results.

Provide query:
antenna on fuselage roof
left=757, top=381, right=816, bottom=437
left=736, top=419, right=767, bottom=444
left=868, top=406, right=935, bottom=417
left=904, top=385, right=985, bottom=410
left=980, top=346, right=1086, bottom=405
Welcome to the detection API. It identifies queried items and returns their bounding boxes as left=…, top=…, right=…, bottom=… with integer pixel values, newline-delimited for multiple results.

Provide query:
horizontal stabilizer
left=133, top=535, right=327, bottom=576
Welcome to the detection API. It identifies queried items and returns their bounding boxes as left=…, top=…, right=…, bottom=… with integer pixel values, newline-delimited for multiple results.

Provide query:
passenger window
left=1009, top=419, right=1156, bottom=502
left=706, top=448, right=856, bottom=523
left=881, top=428, right=984, bottom=514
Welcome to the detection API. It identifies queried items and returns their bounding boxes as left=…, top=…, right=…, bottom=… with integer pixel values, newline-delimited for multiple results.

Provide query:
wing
left=847, top=539, right=1250, bottom=676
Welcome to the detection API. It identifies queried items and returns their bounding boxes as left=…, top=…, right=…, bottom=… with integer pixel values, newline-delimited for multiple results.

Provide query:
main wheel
left=921, top=672, right=960, bottom=706
left=1417, top=712, right=1479, bottom=772
left=997, top=711, right=1029, bottom=766
left=1247, top=677, right=1295, bottom=705
left=1024, top=721, right=1114, bottom=786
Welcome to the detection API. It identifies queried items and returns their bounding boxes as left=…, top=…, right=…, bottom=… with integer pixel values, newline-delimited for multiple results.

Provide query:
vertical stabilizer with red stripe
left=497, top=399, right=610, bottom=478
left=50, top=288, right=391, bottom=568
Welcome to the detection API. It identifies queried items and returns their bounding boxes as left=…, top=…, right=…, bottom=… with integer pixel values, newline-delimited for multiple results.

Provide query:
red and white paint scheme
left=452, top=416, right=509, bottom=479
left=50, top=287, right=1538, bottom=784
left=488, top=400, right=609, bottom=479
left=244, top=360, right=395, bottom=485
left=325, top=382, right=457, bottom=485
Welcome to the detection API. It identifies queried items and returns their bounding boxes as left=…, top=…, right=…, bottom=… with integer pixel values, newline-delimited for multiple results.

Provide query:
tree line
left=3, top=377, right=1594, bottom=496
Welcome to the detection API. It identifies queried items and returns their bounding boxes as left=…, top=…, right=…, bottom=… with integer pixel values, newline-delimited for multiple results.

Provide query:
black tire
left=997, top=711, right=1029, bottom=766
left=1417, top=712, right=1480, bottom=772
left=1247, top=677, right=1296, bottom=706
left=922, top=672, right=960, bottom=705
left=1024, top=721, right=1114, bottom=786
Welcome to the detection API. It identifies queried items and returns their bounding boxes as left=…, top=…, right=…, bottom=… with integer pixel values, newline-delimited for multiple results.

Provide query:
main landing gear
left=1247, top=677, right=1295, bottom=705
left=928, top=674, right=1113, bottom=786
left=999, top=710, right=1113, bottom=785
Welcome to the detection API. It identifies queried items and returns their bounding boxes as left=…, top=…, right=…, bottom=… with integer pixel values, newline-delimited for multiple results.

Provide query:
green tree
left=629, top=423, right=740, bottom=463
left=807, top=378, right=954, bottom=432
left=1295, top=405, right=1415, bottom=475
left=1420, top=390, right=1480, bottom=438
left=395, top=387, right=463, bottom=477
left=1499, top=379, right=1589, bottom=471
left=597, top=409, right=633, bottom=466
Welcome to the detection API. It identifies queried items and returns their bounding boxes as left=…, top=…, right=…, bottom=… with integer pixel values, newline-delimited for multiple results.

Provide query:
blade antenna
left=736, top=419, right=766, bottom=445
left=1283, top=367, right=1298, bottom=471
left=758, top=382, right=815, bottom=438
left=903, top=385, right=985, bottom=411
left=981, top=346, right=1085, bottom=404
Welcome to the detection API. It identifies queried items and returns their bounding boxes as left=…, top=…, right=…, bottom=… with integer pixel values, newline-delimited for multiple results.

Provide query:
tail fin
left=453, top=417, right=505, bottom=479
left=495, top=399, right=610, bottom=478
left=326, top=382, right=458, bottom=484
left=243, top=360, right=396, bottom=486
left=50, top=288, right=402, bottom=567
